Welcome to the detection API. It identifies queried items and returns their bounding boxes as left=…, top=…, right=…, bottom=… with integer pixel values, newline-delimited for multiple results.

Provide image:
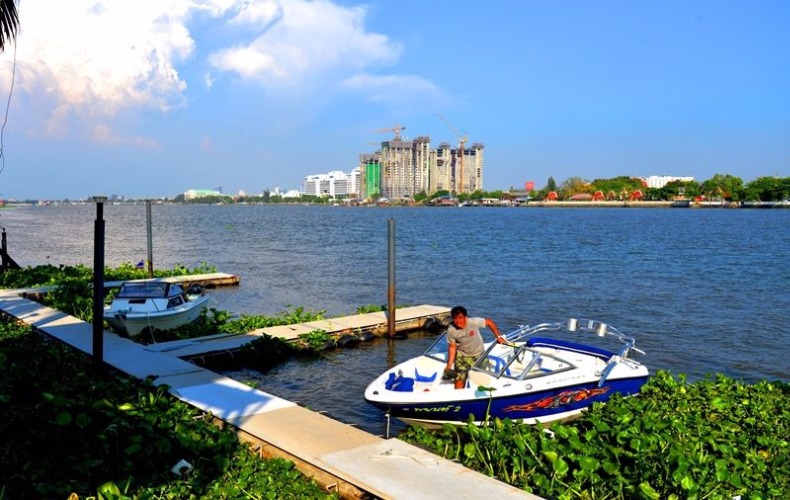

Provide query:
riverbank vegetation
left=3, top=264, right=788, bottom=498
left=0, top=319, right=336, bottom=499
left=401, top=371, right=789, bottom=499
left=0, top=264, right=344, bottom=499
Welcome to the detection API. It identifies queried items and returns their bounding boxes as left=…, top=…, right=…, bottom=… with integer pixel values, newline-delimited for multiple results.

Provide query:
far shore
left=459, top=200, right=788, bottom=209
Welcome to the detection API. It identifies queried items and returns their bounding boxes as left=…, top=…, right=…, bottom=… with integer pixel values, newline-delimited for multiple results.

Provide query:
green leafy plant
left=401, top=370, right=790, bottom=499
left=356, top=304, right=386, bottom=314
left=298, top=329, right=334, bottom=351
left=0, top=319, right=336, bottom=499
left=42, top=275, right=95, bottom=320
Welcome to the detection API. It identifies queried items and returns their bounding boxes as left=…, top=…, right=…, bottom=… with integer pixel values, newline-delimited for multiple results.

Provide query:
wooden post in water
left=145, top=200, right=154, bottom=278
left=92, top=195, right=107, bottom=372
left=1, top=228, right=8, bottom=272
left=387, top=218, right=396, bottom=337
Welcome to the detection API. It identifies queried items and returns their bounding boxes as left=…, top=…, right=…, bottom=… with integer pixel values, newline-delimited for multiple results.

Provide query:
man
left=445, top=305, right=505, bottom=389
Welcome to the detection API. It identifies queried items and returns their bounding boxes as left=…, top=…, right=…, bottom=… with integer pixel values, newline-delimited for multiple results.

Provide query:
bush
left=0, top=319, right=336, bottom=499
left=401, top=370, right=790, bottom=499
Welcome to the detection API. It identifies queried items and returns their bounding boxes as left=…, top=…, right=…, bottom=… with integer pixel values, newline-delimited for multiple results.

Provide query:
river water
left=2, top=204, right=788, bottom=435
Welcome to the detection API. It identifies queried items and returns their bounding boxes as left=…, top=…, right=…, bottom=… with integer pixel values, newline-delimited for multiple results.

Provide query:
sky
left=0, top=0, right=788, bottom=200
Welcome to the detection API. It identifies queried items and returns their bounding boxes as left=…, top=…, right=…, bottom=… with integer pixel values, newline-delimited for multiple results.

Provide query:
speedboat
left=364, top=318, right=649, bottom=427
left=103, top=281, right=210, bottom=337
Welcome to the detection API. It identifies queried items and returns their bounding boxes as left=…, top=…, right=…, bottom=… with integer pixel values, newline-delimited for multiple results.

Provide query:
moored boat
left=104, top=281, right=210, bottom=337
left=364, top=318, right=649, bottom=427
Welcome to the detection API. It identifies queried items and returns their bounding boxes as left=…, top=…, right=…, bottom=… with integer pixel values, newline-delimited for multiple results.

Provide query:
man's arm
left=446, top=341, right=457, bottom=369
left=486, top=318, right=506, bottom=344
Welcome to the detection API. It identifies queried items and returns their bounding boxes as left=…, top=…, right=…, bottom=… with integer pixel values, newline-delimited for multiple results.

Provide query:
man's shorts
left=455, top=355, right=476, bottom=384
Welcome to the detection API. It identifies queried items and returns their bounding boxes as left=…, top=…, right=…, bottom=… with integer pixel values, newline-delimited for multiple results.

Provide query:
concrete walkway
left=0, top=290, right=541, bottom=499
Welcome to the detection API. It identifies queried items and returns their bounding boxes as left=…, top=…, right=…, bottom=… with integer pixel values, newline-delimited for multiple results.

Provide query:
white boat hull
left=364, top=319, right=650, bottom=427
left=103, top=282, right=210, bottom=337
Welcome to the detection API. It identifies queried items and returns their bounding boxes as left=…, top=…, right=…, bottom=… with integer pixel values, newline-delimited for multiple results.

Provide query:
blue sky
left=0, top=0, right=788, bottom=200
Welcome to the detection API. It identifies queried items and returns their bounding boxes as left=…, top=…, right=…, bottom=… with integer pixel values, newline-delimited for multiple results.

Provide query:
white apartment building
left=301, top=169, right=360, bottom=197
left=643, top=175, right=695, bottom=188
left=183, top=189, right=223, bottom=200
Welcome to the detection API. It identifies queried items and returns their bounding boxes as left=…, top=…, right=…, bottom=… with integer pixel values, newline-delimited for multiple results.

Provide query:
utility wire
left=0, top=0, right=21, bottom=175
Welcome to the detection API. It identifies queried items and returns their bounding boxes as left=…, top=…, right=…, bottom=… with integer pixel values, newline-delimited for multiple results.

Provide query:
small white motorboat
left=104, top=281, right=210, bottom=337
left=364, top=318, right=649, bottom=427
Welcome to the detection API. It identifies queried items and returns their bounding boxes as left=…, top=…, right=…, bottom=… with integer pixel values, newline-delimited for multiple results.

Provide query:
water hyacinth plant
left=401, top=370, right=789, bottom=499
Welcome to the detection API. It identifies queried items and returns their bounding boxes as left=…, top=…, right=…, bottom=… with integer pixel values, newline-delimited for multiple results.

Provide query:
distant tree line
left=529, top=174, right=790, bottom=202
left=163, top=174, right=790, bottom=204
left=5, top=173, right=786, bottom=205
left=427, top=174, right=789, bottom=203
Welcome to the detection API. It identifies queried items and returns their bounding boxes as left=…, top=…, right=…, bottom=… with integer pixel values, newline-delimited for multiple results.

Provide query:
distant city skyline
left=1, top=1, right=788, bottom=200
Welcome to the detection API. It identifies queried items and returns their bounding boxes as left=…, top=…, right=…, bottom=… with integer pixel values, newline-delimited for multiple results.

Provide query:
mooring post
left=1, top=227, right=7, bottom=271
left=92, top=195, right=107, bottom=372
left=387, top=218, right=396, bottom=337
left=145, top=199, right=154, bottom=278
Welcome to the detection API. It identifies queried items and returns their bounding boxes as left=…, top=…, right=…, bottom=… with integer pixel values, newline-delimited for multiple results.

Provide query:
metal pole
left=92, top=196, right=107, bottom=372
left=387, top=218, right=395, bottom=337
left=145, top=200, right=154, bottom=278
left=1, top=228, right=7, bottom=271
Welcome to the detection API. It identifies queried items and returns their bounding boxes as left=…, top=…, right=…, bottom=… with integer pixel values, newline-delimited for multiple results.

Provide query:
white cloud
left=0, top=0, right=202, bottom=145
left=90, top=123, right=161, bottom=149
left=9, top=1, right=196, bottom=114
left=208, top=0, right=402, bottom=86
left=342, top=73, right=447, bottom=104
left=0, top=0, right=440, bottom=145
left=226, top=0, right=283, bottom=28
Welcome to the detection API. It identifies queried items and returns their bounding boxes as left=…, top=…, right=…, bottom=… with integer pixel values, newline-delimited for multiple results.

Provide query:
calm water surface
left=2, top=204, right=788, bottom=435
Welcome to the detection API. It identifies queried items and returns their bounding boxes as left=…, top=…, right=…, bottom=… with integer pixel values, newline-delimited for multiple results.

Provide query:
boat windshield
left=117, top=282, right=168, bottom=299
left=424, top=334, right=451, bottom=363
left=423, top=331, right=575, bottom=381
left=473, top=341, right=574, bottom=380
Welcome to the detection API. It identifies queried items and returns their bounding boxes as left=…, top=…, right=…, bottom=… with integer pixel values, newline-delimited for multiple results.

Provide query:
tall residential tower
left=360, top=135, right=484, bottom=199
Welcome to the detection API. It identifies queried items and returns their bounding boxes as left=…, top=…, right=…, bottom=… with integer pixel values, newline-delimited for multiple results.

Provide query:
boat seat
left=414, top=367, right=437, bottom=382
left=468, top=369, right=494, bottom=389
left=414, top=357, right=440, bottom=382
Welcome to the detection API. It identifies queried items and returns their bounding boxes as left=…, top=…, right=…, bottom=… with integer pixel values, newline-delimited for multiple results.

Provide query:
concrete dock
left=0, top=289, right=541, bottom=499
left=146, top=303, right=451, bottom=361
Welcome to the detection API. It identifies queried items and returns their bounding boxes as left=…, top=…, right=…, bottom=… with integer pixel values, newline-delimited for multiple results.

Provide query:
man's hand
left=442, top=368, right=457, bottom=380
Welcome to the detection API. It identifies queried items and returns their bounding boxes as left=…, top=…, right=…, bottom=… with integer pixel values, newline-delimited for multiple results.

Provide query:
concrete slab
left=109, top=349, right=209, bottom=380
left=320, top=438, right=540, bottom=499
left=258, top=323, right=321, bottom=339
left=105, top=272, right=240, bottom=287
left=155, top=368, right=228, bottom=391
left=143, top=333, right=239, bottom=352
left=171, top=378, right=296, bottom=419
left=147, top=334, right=257, bottom=357
left=227, top=405, right=380, bottom=457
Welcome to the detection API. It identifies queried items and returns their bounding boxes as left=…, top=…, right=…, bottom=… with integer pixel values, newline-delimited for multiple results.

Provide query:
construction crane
left=372, top=123, right=405, bottom=140
left=437, top=113, right=469, bottom=194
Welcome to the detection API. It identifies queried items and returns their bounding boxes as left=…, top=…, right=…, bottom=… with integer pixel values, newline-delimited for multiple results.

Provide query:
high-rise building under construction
left=359, top=135, right=484, bottom=199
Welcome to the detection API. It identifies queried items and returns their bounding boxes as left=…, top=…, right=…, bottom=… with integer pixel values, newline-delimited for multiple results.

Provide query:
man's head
left=450, top=305, right=468, bottom=328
